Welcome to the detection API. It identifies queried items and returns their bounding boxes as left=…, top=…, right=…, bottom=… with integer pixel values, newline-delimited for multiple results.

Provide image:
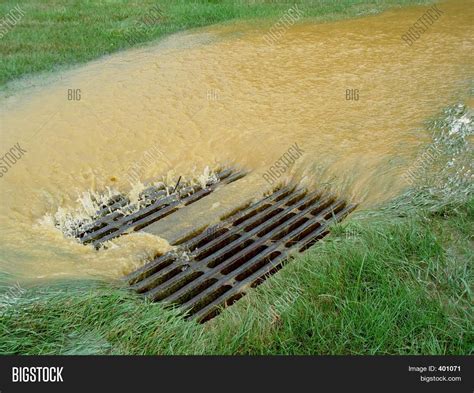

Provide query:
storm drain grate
left=76, top=168, right=245, bottom=248
left=125, top=186, right=357, bottom=322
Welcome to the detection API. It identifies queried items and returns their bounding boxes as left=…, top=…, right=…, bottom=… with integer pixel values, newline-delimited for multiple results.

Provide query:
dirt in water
left=0, top=0, right=472, bottom=282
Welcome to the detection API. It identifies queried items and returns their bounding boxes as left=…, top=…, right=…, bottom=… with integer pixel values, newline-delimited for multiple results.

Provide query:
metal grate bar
left=189, top=204, right=355, bottom=322
left=76, top=168, right=244, bottom=247
left=172, top=200, right=347, bottom=313
left=141, top=190, right=324, bottom=300
left=124, top=185, right=296, bottom=287
left=128, top=187, right=310, bottom=294
left=126, top=186, right=357, bottom=322
left=160, top=199, right=345, bottom=306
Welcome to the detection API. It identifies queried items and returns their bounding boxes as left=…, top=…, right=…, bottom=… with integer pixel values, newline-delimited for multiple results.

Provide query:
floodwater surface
left=0, top=0, right=472, bottom=282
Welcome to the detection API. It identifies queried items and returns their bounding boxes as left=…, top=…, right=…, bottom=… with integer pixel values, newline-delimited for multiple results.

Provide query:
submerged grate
left=125, top=186, right=357, bottom=322
left=76, top=168, right=245, bottom=248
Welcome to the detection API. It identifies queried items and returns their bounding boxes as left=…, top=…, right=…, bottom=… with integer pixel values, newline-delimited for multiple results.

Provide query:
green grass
left=1, top=194, right=472, bottom=355
left=0, top=0, right=431, bottom=87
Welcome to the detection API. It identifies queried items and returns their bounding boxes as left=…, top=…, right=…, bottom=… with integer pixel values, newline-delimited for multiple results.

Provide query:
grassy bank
left=0, top=0, right=431, bottom=87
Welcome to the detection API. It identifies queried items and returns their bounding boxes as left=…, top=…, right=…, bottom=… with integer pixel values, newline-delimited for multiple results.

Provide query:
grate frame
left=125, top=186, right=357, bottom=322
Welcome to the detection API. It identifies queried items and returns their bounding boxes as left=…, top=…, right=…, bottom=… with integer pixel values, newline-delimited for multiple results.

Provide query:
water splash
left=46, top=166, right=222, bottom=242
left=428, top=103, right=473, bottom=200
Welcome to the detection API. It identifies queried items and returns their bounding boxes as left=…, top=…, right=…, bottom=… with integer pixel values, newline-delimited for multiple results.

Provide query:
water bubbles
left=423, top=103, right=473, bottom=202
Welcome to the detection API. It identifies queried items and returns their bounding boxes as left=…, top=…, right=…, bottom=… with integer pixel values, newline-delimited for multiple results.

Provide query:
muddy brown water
left=0, top=0, right=472, bottom=282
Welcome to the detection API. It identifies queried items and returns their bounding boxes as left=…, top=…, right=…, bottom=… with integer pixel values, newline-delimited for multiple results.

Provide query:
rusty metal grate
left=125, top=186, right=357, bottom=322
left=76, top=168, right=245, bottom=248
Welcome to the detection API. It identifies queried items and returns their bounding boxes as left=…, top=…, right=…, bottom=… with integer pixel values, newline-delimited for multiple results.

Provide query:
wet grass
left=0, top=0, right=432, bottom=87
left=1, top=193, right=472, bottom=355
